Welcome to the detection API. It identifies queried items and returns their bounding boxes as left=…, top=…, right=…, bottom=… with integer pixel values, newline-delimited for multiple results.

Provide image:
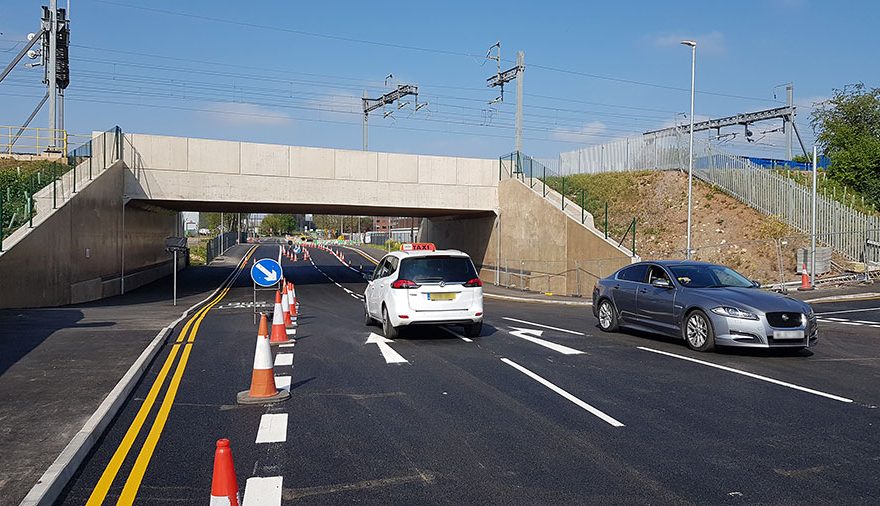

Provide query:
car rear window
left=398, top=256, right=477, bottom=283
left=617, top=264, right=648, bottom=282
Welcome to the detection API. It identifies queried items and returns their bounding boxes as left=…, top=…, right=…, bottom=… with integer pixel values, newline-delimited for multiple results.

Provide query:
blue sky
left=1, top=0, right=877, bottom=160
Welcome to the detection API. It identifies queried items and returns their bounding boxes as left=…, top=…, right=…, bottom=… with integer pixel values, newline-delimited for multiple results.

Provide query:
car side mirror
left=363, top=272, right=372, bottom=281
left=751, top=280, right=761, bottom=288
left=651, top=278, right=673, bottom=289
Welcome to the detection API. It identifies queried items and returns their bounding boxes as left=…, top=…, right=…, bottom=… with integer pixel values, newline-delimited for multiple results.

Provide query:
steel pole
left=48, top=0, right=58, bottom=149
left=514, top=51, right=524, bottom=153
left=811, top=145, right=817, bottom=287
left=686, top=43, right=696, bottom=260
left=173, top=250, right=178, bottom=306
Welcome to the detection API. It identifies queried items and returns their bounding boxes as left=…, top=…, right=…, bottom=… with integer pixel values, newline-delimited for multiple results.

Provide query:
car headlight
left=711, top=306, right=759, bottom=320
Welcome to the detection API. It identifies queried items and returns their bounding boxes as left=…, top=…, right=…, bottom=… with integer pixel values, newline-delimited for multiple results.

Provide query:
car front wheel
left=597, top=299, right=619, bottom=332
left=684, top=310, right=715, bottom=352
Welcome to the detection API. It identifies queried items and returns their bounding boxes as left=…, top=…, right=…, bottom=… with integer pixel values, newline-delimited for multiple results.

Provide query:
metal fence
left=1, top=126, right=123, bottom=252
left=205, top=231, right=241, bottom=264
left=558, top=133, right=689, bottom=175
left=481, top=256, right=633, bottom=296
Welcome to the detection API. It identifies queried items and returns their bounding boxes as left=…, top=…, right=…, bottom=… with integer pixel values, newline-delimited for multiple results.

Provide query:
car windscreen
left=398, top=256, right=477, bottom=284
left=669, top=265, right=753, bottom=288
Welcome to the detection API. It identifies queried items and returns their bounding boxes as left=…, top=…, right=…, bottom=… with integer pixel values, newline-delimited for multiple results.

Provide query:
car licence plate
left=773, top=330, right=805, bottom=340
left=427, top=293, right=455, bottom=301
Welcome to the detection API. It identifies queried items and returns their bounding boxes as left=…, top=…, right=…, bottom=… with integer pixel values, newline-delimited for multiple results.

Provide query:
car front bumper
left=709, top=313, right=818, bottom=348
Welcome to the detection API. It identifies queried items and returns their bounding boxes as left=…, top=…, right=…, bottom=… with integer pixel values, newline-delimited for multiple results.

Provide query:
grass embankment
left=544, top=170, right=810, bottom=283
left=0, top=159, right=70, bottom=239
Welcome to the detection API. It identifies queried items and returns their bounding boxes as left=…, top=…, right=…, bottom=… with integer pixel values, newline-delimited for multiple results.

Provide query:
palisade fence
left=0, top=126, right=123, bottom=252
left=559, top=135, right=880, bottom=268
left=205, top=231, right=242, bottom=265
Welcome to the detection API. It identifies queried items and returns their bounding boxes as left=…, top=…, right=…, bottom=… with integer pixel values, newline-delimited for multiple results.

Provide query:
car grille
left=766, top=312, right=803, bottom=328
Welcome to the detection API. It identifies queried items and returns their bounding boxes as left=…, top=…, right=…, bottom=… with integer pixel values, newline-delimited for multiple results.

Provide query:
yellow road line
left=84, top=344, right=182, bottom=506
left=116, top=343, right=193, bottom=505
left=349, top=246, right=380, bottom=265
left=85, top=246, right=256, bottom=504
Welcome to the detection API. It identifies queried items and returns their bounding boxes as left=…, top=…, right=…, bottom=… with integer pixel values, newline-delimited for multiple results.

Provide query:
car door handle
left=639, top=288, right=647, bottom=293
left=613, top=285, right=620, bottom=290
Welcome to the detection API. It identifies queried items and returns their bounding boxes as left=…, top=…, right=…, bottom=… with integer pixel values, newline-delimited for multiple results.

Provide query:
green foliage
left=811, top=83, right=880, bottom=208
left=384, top=239, right=401, bottom=251
left=0, top=160, right=70, bottom=239
left=542, top=171, right=645, bottom=239
left=260, top=214, right=299, bottom=235
left=311, top=215, right=372, bottom=236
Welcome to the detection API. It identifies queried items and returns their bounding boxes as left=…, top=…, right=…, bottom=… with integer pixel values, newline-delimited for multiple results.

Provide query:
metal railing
left=1, top=125, right=69, bottom=155
left=205, top=231, right=241, bottom=264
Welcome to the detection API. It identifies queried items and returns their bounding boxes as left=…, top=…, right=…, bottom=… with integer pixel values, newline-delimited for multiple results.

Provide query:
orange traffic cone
left=286, top=282, right=296, bottom=313
left=237, top=314, right=290, bottom=404
left=797, top=262, right=814, bottom=291
left=269, top=291, right=293, bottom=344
left=210, top=439, right=240, bottom=505
left=281, top=290, right=293, bottom=328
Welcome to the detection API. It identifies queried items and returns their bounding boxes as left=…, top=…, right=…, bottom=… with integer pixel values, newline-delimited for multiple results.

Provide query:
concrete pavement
left=53, top=243, right=880, bottom=505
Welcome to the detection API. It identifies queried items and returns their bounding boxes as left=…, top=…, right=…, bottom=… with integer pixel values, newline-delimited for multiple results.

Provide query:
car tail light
left=475, top=312, right=483, bottom=316
left=464, top=278, right=483, bottom=287
left=391, top=279, right=420, bottom=289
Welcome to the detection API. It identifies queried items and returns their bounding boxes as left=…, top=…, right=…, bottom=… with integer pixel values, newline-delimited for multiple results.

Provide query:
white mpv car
left=364, top=243, right=484, bottom=338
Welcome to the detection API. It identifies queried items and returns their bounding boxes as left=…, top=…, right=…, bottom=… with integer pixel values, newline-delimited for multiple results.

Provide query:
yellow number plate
left=428, top=293, right=455, bottom=301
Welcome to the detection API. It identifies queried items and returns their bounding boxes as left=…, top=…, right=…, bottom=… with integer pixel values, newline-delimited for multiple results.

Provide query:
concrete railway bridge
left=0, top=131, right=635, bottom=308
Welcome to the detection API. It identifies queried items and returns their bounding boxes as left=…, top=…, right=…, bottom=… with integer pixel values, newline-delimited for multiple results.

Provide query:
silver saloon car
left=592, top=261, right=818, bottom=352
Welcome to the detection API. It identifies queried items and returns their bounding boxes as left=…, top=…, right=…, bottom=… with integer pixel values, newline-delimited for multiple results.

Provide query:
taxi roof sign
left=401, top=242, right=436, bottom=252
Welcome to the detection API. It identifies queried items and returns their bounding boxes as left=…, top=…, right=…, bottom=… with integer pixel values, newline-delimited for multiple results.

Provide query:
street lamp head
left=680, top=40, right=697, bottom=47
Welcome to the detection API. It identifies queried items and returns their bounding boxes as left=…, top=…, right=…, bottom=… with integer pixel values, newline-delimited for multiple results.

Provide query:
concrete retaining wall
left=420, top=178, right=633, bottom=296
left=0, top=162, right=179, bottom=308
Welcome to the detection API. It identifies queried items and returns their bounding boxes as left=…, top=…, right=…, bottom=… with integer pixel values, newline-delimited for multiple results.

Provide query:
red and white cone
left=281, top=290, right=293, bottom=328
left=237, top=313, right=290, bottom=404
left=269, top=291, right=293, bottom=344
left=797, top=262, right=814, bottom=291
left=210, top=439, right=240, bottom=505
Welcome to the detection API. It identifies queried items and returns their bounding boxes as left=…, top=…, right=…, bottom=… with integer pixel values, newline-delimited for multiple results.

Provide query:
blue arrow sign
left=251, top=258, right=283, bottom=287
left=293, top=245, right=302, bottom=255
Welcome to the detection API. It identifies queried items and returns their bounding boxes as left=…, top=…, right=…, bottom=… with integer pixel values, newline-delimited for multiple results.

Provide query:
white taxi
left=364, top=243, right=484, bottom=338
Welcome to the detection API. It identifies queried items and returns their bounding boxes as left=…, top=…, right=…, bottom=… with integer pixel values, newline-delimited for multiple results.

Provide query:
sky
left=1, top=0, right=878, bottom=162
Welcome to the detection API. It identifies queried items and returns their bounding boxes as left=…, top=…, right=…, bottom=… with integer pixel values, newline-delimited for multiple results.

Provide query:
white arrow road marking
left=501, top=358, right=624, bottom=427
left=502, top=317, right=584, bottom=336
left=638, top=347, right=854, bottom=403
left=255, top=262, right=278, bottom=282
left=508, top=327, right=584, bottom=355
left=365, top=332, right=409, bottom=364
left=255, top=413, right=288, bottom=443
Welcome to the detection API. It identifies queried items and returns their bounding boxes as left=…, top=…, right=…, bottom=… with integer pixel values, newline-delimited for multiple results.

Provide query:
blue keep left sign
left=251, top=258, right=283, bottom=287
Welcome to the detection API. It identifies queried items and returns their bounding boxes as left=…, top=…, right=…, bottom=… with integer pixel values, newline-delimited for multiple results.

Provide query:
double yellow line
left=87, top=246, right=257, bottom=505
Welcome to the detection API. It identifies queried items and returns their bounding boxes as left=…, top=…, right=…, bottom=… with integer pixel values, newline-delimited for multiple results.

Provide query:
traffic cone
left=287, top=282, right=296, bottom=313
left=281, top=290, right=293, bottom=328
left=269, top=291, right=293, bottom=344
left=210, top=439, right=240, bottom=506
left=289, top=282, right=299, bottom=310
left=237, top=314, right=290, bottom=404
left=797, top=262, right=814, bottom=291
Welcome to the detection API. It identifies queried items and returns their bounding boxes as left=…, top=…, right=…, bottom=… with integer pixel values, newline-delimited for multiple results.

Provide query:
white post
left=683, top=40, right=697, bottom=260
left=811, top=145, right=817, bottom=287
left=173, top=250, right=178, bottom=306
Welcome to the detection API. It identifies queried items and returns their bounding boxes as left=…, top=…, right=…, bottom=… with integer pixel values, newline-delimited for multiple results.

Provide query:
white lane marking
left=243, top=476, right=282, bottom=506
left=365, top=332, right=409, bottom=364
left=501, top=317, right=585, bottom=336
left=274, top=353, right=294, bottom=367
left=501, top=358, right=624, bottom=427
left=285, top=328, right=297, bottom=335
left=819, top=320, right=863, bottom=326
left=343, top=287, right=354, bottom=294
left=440, top=326, right=472, bottom=342
left=854, top=320, right=880, bottom=325
left=822, top=317, right=847, bottom=321
left=274, top=375, right=292, bottom=392
left=637, top=347, right=854, bottom=403
left=815, top=306, right=880, bottom=316
left=255, top=413, right=288, bottom=443
left=508, top=327, right=584, bottom=355
left=279, top=343, right=295, bottom=348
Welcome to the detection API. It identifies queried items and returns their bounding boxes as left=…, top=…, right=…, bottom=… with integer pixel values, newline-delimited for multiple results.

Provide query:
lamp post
left=681, top=39, right=697, bottom=260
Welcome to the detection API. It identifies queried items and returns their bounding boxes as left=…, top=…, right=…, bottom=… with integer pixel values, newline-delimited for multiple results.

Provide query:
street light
left=681, top=39, right=696, bottom=260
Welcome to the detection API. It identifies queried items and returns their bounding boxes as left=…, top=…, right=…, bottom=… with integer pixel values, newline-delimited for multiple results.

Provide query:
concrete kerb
left=19, top=246, right=255, bottom=506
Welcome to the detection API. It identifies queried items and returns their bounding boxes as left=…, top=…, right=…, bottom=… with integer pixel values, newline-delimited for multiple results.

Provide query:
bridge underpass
left=0, top=131, right=634, bottom=308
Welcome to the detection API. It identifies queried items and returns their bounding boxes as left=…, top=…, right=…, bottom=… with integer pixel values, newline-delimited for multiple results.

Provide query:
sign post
left=165, top=236, right=188, bottom=306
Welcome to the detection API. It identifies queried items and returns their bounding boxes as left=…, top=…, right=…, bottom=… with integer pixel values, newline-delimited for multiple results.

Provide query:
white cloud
left=551, top=121, right=607, bottom=143
left=650, top=31, right=726, bottom=55
left=201, top=102, right=293, bottom=126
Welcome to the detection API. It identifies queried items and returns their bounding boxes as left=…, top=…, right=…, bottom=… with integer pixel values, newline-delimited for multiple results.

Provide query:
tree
left=260, top=214, right=299, bottom=235
left=811, top=83, right=880, bottom=207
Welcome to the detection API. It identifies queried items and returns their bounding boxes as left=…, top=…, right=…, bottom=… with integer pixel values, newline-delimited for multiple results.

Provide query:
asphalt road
left=57, top=243, right=880, bottom=505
